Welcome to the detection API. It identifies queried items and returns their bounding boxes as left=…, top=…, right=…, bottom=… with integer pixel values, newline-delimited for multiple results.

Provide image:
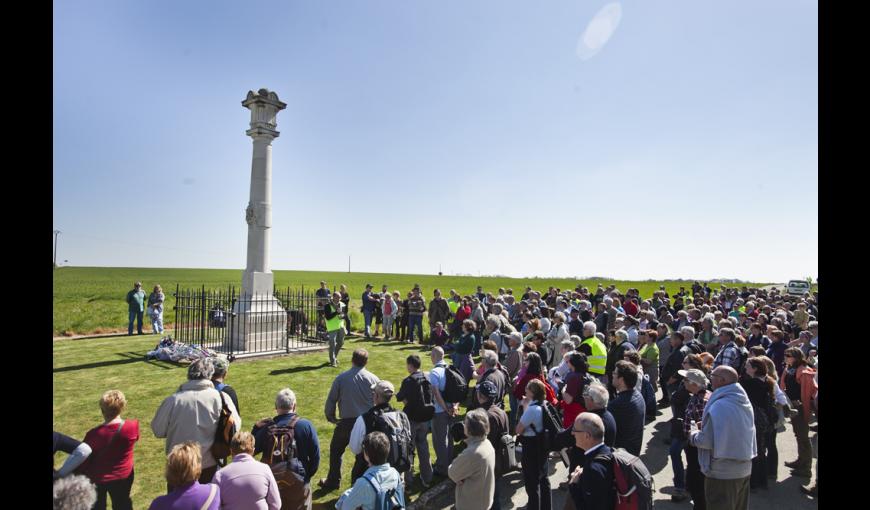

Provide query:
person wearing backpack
left=151, top=358, right=241, bottom=489
left=428, top=347, right=458, bottom=478
left=349, top=381, right=413, bottom=484
left=567, top=412, right=615, bottom=510
left=252, top=388, right=321, bottom=510
left=396, top=355, right=435, bottom=488
left=448, top=409, right=497, bottom=510
left=515, top=379, right=553, bottom=510
left=336, top=432, right=406, bottom=510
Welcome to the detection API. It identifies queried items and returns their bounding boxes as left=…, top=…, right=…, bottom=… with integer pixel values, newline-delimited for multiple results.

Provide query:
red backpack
left=596, top=448, right=654, bottom=510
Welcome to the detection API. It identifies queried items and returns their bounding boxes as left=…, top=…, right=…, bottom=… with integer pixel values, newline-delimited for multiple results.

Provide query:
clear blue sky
left=53, top=0, right=818, bottom=282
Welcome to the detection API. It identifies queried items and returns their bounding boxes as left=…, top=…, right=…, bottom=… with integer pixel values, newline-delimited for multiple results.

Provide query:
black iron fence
left=172, top=284, right=328, bottom=359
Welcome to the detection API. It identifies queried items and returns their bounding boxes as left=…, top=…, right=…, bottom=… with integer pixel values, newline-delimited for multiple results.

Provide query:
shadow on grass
left=269, top=362, right=331, bottom=375
left=53, top=352, right=176, bottom=373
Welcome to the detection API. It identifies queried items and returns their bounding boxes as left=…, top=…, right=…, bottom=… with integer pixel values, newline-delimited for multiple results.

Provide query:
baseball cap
left=371, top=380, right=395, bottom=398
left=677, top=368, right=709, bottom=387
left=477, top=381, right=499, bottom=399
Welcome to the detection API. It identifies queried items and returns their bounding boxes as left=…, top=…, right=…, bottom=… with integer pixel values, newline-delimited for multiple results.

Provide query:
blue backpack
left=363, top=471, right=405, bottom=510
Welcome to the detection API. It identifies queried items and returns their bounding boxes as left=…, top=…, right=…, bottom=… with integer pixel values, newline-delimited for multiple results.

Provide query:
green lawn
left=53, top=333, right=469, bottom=509
left=53, top=266, right=770, bottom=336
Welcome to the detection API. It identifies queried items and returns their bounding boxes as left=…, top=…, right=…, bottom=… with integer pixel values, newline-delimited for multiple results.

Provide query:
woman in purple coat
left=149, top=442, right=220, bottom=510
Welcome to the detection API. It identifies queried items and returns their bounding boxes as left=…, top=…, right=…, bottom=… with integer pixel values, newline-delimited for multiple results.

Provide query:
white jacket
left=151, top=378, right=241, bottom=468
left=381, top=299, right=398, bottom=319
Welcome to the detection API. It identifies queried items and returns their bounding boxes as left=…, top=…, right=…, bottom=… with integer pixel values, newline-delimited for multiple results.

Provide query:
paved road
left=425, top=389, right=818, bottom=509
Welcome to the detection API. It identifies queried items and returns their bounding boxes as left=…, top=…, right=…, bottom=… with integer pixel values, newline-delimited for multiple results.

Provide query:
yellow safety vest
left=448, top=300, right=459, bottom=314
left=325, top=304, right=344, bottom=332
left=581, top=336, right=607, bottom=375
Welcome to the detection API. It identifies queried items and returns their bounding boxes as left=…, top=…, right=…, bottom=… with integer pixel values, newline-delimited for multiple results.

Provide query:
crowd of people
left=54, top=281, right=818, bottom=510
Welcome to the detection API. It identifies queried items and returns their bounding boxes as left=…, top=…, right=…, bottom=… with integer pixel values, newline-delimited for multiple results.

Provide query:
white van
left=787, top=280, right=811, bottom=296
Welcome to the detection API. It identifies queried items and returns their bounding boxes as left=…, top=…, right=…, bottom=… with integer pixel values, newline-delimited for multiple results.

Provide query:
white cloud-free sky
left=53, top=0, right=818, bottom=282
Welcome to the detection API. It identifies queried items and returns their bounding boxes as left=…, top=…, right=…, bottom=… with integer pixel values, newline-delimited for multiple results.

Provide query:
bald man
left=687, top=366, right=757, bottom=510
left=567, top=412, right=615, bottom=509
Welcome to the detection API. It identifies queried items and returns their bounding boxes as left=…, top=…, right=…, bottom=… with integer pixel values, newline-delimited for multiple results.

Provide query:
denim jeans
left=408, top=315, right=424, bottom=342
left=128, top=310, right=143, bottom=335
left=383, top=316, right=395, bottom=338
left=363, top=309, right=373, bottom=336
left=670, top=437, right=686, bottom=489
left=151, top=312, right=164, bottom=334
left=431, top=412, right=452, bottom=475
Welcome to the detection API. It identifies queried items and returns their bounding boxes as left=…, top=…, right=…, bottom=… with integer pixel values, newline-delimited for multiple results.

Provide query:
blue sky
left=53, top=0, right=818, bottom=282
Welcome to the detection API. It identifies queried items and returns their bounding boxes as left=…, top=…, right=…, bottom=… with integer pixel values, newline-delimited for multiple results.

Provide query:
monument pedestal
left=227, top=294, right=287, bottom=353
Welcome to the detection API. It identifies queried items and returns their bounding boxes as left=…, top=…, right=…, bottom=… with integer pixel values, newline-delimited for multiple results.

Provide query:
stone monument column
left=229, top=88, right=288, bottom=353
left=241, top=88, right=286, bottom=295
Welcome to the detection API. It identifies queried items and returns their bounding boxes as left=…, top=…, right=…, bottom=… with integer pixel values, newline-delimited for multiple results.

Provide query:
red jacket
left=779, top=365, right=817, bottom=421
left=455, top=306, right=471, bottom=323
left=513, top=374, right=557, bottom=405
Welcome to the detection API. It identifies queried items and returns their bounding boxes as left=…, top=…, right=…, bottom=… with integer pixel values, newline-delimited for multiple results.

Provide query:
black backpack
left=496, top=433, right=519, bottom=474
left=442, top=365, right=469, bottom=403
left=370, top=409, right=414, bottom=473
left=403, top=373, right=435, bottom=423
left=530, top=400, right=565, bottom=452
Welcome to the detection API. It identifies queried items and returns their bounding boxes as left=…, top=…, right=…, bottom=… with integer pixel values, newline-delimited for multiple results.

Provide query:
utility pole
left=348, top=255, right=351, bottom=273
left=53, top=230, right=61, bottom=269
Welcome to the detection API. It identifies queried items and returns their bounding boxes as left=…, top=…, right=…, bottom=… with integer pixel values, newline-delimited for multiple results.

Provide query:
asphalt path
left=424, top=387, right=818, bottom=509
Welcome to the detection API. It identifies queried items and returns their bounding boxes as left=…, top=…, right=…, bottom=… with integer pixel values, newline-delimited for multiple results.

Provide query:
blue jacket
left=252, top=413, right=321, bottom=484
left=607, top=390, right=645, bottom=456
left=569, top=444, right=615, bottom=510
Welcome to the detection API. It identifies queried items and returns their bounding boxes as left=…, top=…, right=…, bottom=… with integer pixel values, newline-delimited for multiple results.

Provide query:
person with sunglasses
left=566, top=412, right=615, bottom=510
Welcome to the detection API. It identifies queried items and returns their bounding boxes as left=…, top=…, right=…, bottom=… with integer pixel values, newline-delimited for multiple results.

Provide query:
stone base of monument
left=226, top=295, right=288, bottom=353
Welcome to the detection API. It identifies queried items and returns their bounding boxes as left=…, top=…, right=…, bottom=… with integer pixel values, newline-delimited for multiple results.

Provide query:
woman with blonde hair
left=149, top=441, right=220, bottom=510
left=148, top=284, right=166, bottom=334
left=79, top=390, right=139, bottom=510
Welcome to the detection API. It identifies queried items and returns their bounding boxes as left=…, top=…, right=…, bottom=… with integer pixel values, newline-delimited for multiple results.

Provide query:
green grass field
left=54, top=333, right=457, bottom=509
left=52, top=266, right=770, bottom=336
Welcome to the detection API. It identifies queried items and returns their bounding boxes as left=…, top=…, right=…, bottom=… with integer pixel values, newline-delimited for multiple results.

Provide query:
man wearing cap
left=126, top=281, right=146, bottom=335
left=320, top=349, right=380, bottom=491
left=361, top=284, right=378, bottom=338
left=349, top=380, right=411, bottom=483
left=324, top=292, right=347, bottom=367
left=681, top=368, right=712, bottom=508
left=688, top=366, right=756, bottom=510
